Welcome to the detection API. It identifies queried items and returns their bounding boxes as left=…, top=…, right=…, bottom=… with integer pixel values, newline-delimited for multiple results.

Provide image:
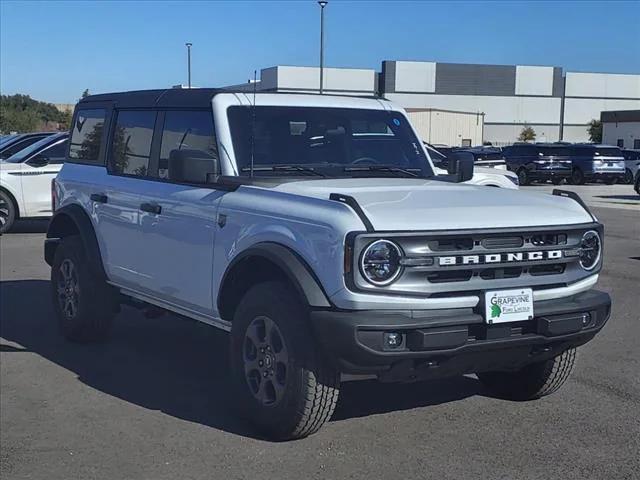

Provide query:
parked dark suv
left=502, top=144, right=572, bottom=185
left=565, top=144, right=626, bottom=185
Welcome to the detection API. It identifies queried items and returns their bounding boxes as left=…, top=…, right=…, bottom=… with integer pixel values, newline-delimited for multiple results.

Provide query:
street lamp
left=318, top=1, right=327, bottom=94
left=185, top=42, right=193, bottom=88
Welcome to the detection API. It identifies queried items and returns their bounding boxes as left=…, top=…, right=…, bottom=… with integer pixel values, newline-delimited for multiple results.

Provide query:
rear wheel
left=0, top=190, right=16, bottom=234
left=570, top=168, right=585, bottom=185
left=517, top=168, right=530, bottom=186
left=623, top=169, right=634, bottom=184
left=230, top=281, right=340, bottom=440
left=477, top=348, right=576, bottom=400
left=51, top=235, right=116, bottom=342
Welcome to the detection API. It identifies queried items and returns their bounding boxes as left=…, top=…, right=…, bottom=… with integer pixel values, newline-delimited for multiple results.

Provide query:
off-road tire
left=51, top=235, right=116, bottom=342
left=477, top=348, right=576, bottom=401
left=517, top=168, right=530, bottom=186
left=230, top=281, right=340, bottom=440
left=0, top=189, right=16, bottom=234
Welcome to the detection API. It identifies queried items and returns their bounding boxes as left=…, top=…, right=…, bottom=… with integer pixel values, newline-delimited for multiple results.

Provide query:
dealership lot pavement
left=1, top=196, right=639, bottom=479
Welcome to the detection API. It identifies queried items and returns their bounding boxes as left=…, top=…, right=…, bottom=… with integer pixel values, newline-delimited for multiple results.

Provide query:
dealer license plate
left=484, top=288, right=534, bottom=324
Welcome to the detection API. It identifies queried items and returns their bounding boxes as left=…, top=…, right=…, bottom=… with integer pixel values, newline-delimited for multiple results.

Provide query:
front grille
left=351, top=224, right=600, bottom=296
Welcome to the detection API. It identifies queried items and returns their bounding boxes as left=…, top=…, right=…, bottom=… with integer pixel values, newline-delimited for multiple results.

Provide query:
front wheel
left=570, top=168, right=586, bottom=185
left=517, top=168, right=530, bottom=186
left=477, top=348, right=576, bottom=400
left=230, top=281, right=340, bottom=440
left=0, top=190, right=16, bottom=234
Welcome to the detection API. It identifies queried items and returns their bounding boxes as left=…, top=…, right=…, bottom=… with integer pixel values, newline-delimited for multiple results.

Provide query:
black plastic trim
left=45, top=204, right=107, bottom=280
left=552, top=189, right=597, bottom=222
left=329, top=193, right=374, bottom=232
left=217, top=242, right=332, bottom=315
left=310, top=289, right=611, bottom=374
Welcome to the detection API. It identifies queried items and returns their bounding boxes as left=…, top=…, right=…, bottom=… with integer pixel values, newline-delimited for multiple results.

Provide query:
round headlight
left=360, top=240, right=403, bottom=286
left=579, top=230, right=601, bottom=270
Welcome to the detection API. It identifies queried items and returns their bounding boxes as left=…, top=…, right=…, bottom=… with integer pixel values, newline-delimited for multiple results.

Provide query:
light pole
left=185, top=42, right=193, bottom=88
left=318, top=1, right=327, bottom=94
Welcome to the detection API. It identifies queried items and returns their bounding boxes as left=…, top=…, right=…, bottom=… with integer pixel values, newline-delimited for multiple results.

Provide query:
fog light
left=384, top=332, right=403, bottom=348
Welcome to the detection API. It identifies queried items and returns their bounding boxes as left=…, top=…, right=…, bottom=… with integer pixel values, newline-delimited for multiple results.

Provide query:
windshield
left=228, top=106, right=433, bottom=178
left=5, top=135, right=60, bottom=163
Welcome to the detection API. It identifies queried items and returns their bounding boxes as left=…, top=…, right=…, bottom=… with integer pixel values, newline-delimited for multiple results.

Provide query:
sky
left=1, top=0, right=639, bottom=103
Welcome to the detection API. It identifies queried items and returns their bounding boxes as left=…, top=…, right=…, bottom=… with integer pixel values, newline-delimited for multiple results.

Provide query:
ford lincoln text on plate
left=44, top=89, right=611, bottom=440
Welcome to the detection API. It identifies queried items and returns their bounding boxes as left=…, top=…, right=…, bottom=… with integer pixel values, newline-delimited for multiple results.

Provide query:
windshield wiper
left=343, top=165, right=420, bottom=177
left=240, top=165, right=327, bottom=177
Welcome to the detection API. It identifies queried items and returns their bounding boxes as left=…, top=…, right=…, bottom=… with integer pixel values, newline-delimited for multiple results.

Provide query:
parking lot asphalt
left=1, top=190, right=639, bottom=480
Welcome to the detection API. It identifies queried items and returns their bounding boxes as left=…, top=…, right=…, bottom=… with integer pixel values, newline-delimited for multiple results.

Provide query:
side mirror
left=28, top=154, right=49, bottom=167
left=447, top=151, right=474, bottom=182
left=168, top=149, right=219, bottom=184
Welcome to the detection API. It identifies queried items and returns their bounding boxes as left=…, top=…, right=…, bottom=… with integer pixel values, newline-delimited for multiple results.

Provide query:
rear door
left=134, top=109, right=223, bottom=315
left=95, top=109, right=158, bottom=289
left=21, top=137, right=68, bottom=216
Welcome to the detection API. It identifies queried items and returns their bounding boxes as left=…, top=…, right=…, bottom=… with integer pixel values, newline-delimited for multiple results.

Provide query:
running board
left=112, top=284, right=232, bottom=332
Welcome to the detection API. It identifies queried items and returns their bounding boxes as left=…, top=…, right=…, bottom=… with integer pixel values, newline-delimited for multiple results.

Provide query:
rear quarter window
left=68, top=108, right=107, bottom=164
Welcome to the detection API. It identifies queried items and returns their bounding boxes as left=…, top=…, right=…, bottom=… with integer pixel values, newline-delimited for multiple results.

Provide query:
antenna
left=250, top=69, right=257, bottom=178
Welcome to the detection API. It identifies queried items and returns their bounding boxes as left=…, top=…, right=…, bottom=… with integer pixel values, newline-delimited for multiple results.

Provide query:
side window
left=616, top=139, right=624, bottom=148
left=41, top=139, right=68, bottom=164
left=111, top=110, right=156, bottom=177
left=69, top=109, right=106, bottom=163
left=634, top=139, right=640, bottom=149
left=158, top=110, right=217, bottom=179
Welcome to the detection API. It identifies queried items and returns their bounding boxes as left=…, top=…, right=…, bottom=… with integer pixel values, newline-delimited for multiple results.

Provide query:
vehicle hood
left=268, top=178, right=593, bottom=230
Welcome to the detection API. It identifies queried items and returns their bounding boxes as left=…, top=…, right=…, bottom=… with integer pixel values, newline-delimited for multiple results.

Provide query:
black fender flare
left=217, top=242, right=332, bottom=315
left=45, top=204, right=107, bottom=280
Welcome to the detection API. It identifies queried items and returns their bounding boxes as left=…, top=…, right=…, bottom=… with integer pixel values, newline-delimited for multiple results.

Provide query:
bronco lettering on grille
left=438, top=250, right=563, bottom=266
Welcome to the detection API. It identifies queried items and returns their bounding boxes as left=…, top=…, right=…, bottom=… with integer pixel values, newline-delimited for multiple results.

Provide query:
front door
left=134, top=109, right=223, bottom=315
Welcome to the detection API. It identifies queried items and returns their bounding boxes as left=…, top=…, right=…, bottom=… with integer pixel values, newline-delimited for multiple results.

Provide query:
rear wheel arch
left=45, top=205, right=106, bottom=280
left=217, top=243, right=331, bottom=322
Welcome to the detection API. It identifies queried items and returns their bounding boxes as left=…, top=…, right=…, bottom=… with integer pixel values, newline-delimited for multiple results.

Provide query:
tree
left=80, top=89, right=90, bottom=101
left=0, top=94, right=71, bottom=133
left=587, top=119, right=602, bottom=143
left=518, top=125, right=536, bottom=142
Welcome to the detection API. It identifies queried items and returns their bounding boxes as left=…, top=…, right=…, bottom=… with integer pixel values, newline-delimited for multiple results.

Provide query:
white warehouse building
left=227, top=61, right=640, bottom=146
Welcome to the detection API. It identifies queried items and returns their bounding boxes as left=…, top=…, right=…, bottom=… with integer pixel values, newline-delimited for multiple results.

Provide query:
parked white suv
left=0, top=132, right=68, bottom=233
left=45, top=90, right=611, bottom=440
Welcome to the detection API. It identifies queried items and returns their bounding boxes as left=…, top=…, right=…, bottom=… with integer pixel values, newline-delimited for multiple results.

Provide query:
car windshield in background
left=228, top=106, right=433, bottom=178
left=5, top=135, right=59, bottom=163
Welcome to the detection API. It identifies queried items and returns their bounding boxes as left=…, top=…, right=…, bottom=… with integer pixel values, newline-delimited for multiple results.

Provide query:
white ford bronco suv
left=45, top=89, right=611, bottom=440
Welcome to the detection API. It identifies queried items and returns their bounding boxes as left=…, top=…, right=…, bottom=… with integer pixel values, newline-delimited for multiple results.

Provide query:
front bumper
left=311, top=289, right=611, bottom=382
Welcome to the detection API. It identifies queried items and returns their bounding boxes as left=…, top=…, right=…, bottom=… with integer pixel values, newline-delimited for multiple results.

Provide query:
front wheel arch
left=0, top=186, right=20, bottom=219
left=217, top=243, right=331, bottom=322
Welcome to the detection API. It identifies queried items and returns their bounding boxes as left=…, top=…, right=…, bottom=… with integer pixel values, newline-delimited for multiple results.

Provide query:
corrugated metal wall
left=406, top=110, right=484, bottom=147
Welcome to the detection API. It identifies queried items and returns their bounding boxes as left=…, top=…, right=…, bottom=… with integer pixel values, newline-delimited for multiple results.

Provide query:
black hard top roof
left=78, top=88, right=382, bottom=110
left=78, top=88, right=227, bottom=109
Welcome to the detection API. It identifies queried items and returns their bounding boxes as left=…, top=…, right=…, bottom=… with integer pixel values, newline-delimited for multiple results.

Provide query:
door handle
left=90, top=193, right=108, bottom=203
left=140, top=202, right=162, bottom=215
